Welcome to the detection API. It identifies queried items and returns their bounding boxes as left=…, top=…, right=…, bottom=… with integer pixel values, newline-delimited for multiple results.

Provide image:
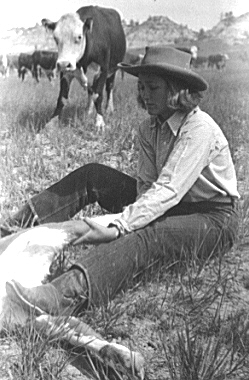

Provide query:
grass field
left=1, top=57, right=249, bottom=379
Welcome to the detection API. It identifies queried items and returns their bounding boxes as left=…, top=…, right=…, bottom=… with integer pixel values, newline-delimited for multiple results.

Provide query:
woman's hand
left=71, top=217, right=119, bottom=246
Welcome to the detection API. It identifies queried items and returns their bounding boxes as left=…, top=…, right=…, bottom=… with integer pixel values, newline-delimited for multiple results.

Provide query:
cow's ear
left=83, top=18, right=93, bottom=33
left=41, top=18, right=57, bottom=31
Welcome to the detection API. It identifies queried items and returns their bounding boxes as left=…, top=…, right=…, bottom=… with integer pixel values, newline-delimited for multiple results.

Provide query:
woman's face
left=138, top=73, right=174, bottom=120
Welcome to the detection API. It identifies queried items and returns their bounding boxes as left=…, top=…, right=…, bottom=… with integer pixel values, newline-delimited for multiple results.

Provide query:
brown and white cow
left=208, top=54, right=229, bottom=70
left=42, top=6, right=126, bottom=130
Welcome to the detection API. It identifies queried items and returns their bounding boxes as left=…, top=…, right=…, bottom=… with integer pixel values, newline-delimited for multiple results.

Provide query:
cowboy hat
left=118, top=46, right=208, bottom=91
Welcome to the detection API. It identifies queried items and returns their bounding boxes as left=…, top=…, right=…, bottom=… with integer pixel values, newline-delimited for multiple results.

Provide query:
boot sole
left=6, top=280, right=47, bottom=316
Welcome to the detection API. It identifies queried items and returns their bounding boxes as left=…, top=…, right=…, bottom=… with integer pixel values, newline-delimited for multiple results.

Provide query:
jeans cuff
left=69, top=263, right=92, bottom=309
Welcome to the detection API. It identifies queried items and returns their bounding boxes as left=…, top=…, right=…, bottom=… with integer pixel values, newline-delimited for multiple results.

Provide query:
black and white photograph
left=0, top=0, right=249, bottom=379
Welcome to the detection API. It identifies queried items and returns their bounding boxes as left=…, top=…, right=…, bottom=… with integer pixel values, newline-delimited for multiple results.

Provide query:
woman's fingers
left=83, top=217, right=100, bottom=229
left=71, top=217, right=118, bottom=245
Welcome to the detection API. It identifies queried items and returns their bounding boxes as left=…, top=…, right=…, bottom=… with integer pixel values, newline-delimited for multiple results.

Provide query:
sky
left=0, top=0, right=249, bottom=35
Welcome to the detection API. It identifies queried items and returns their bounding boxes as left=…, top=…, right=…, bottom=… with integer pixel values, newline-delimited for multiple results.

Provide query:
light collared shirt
left=115, top=106, right=240, bottom=233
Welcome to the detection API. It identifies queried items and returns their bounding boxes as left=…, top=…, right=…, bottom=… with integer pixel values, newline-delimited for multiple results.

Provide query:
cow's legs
left=105, top=72, right=116, bottom=114
left=33, top=64, right=40, bottom=83
left=86, top=87, right=95, bottom=116
left=22, top=69, right=26, bottom=81
left=52, top=72, right=74, bottom=118
left=19, top=68, right=25, bottom=81
left=86, top=69, right=100, bottom=116
left=91, top=68, right=108, bottom=131
left=47, top=71, right=53, bottom=82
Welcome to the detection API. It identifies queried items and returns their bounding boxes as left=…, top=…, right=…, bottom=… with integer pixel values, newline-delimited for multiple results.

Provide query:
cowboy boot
left=6, top=268, right=89, bottom=317
left=0, top=225, right=12, bottom=238
left=0, top=203, right=37, bottom=238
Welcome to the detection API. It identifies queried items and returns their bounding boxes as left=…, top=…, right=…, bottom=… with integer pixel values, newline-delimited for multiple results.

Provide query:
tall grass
left=1, top=61, right=249, bottom=379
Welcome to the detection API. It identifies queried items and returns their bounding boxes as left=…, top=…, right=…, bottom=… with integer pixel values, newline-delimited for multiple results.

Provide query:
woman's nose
left=142, top=88, right=150, bottom=100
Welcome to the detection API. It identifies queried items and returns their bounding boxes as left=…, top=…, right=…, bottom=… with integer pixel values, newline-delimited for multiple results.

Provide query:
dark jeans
left=27, top=163, right=239, bottom=306
left=30, top=163, right=137, bottom=223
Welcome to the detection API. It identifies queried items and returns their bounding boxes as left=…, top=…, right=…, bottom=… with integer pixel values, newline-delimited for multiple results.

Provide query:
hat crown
left=117, top=45, right=208, bottom=91
left=142, top=46, right=191, bottom=71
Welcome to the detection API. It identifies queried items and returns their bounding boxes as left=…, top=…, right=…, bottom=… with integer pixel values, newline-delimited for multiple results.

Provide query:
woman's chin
left=146, top=107, right=157, bottom=115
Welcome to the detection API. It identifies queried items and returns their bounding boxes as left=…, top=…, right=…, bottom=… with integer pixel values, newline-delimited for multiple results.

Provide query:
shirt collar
left=166, top=111, right=187, bottom=136
left=152, top=107, right=199, bottom=136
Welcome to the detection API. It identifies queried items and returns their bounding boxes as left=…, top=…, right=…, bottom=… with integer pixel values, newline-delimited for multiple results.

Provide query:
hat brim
left=118, top=62, right=208, bottom=91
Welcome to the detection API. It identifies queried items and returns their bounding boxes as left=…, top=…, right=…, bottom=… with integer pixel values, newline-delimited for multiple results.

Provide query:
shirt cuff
left=108, top=219, right=129, bottom=237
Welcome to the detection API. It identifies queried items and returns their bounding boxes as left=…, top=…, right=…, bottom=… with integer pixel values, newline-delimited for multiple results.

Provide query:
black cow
left=32, top=50, right=58, bottom=82
left=208, top=54, right=229, bottom=70
left=18, top=53, right=34, bottom=81
left=42, top=6, right=126, bottom=130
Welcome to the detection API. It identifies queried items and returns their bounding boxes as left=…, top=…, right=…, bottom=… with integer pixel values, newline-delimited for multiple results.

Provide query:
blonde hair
left=165, top=78, right=203, bottom=112
left=137, top=77, right=204, bottom=112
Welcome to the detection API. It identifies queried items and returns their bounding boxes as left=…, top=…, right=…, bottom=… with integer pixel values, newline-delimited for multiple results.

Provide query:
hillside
left=0, top=24, right=56, bottom=54
left=207, top=12, right=249, bottom=45
left=124, top=16, right=197, bottom=49
left=1, top=11, right=249, bottom=55
left=0, top=15, right=198, bottom=54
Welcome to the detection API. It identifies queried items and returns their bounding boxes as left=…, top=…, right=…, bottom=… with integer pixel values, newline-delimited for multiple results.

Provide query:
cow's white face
left=190, top=45, right=198, bottom=59
left=44, top=13, right=91, bottom=72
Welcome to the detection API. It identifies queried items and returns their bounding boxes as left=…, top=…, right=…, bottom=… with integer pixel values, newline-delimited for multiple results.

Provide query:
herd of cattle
left=0, top=48, right=230, bottom=82
left=0, top=5, right=231, bottom=129
left=0, top=50, right=58, bottom=82
left=192, top=53, right=229, bottom=70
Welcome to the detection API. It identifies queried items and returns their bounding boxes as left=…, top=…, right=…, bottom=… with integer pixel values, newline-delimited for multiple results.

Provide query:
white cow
left=0, top=215, right=145, bottom=378
left=0, top=53, right=9, bottom=78
left=0, top=215, right=121, bottom=328
left=190, top=45, right=198, bottom=60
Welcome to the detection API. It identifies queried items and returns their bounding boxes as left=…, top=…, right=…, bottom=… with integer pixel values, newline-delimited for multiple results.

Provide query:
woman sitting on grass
left=1, top=46, right=240, bottom=316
